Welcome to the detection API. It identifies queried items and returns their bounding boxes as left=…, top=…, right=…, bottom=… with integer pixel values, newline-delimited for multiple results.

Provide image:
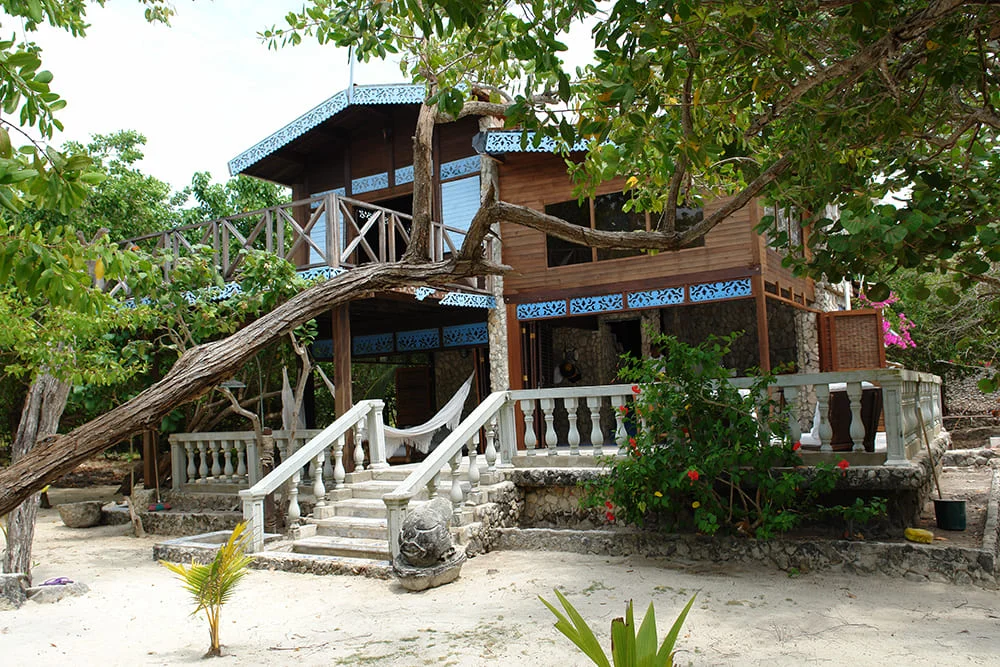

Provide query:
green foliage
left=160, top=522, right=253, bottom=657
left=585, top=333, right=885, bottom=539
left=540, top=589, right=696, bottom=667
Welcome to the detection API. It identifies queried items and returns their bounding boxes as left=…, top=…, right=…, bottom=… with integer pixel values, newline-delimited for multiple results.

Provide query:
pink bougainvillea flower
left=837, top=459, right=850, bottom=471
left=792, top=441, right=801, bottom=451
left=631, top=385, right=641, bottom=394
left=686, top=469, right=699, bottom=482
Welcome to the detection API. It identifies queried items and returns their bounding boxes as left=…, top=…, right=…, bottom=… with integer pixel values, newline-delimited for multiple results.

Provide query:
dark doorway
left=608, top=319, right=642, bottom=359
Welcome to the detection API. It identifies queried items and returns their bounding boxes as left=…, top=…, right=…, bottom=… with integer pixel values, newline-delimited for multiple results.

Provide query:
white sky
left=32, top=2, right=596, bottom=192
left=33, top=1, right=402, bottom=189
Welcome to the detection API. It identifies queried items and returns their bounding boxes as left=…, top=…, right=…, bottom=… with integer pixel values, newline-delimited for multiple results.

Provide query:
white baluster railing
left=239, top=400, right=385, bottom=552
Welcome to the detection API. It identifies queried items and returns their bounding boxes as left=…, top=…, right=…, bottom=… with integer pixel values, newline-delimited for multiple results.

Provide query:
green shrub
left=585, top=333, right=884, bottom=539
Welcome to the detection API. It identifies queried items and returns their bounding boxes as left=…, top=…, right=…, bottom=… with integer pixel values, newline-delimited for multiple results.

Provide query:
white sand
left=2, top=497, right=999, bottom=666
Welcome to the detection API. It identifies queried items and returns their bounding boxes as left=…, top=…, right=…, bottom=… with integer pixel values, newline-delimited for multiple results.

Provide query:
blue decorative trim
left=414, top=286, right=436, bottom=301
left=298, top=266, right=347, bottom=282
left=440, top=156, right=480, bottom=180
left=395, top=165, right=414, bottom=185
left=442, top=323, right=489, bottom=347
left=689, top=278, right=752, bottom=302
left=439, top=292, right=496, bottom=309
left=352, top=172, right=389, bottom=195
left=352, top=333, right=394, bottom=356
left=627, top=287, right=684, bottom=309
left=311, top=338, right=334, bottom=359
left=516, top=300, right=567, bottom=320
left=229, top=83, right=425, bottom=175
left=483, top=130, right=589, bottom=154
left=396, top=328, right=440, bottom=352
left=569, top=294, right=623, bottom=315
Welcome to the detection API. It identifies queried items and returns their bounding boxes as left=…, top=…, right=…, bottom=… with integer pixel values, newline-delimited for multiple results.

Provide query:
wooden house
left=225, top=83, right=846, bottom=432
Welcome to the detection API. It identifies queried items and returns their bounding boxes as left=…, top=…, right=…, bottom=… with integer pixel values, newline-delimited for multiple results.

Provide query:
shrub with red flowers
left=583, top=333, right=886, bottom=539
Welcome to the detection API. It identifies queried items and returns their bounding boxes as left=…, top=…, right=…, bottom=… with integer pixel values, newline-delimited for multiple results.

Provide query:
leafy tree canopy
left=268, top=0, right=999, bottom=304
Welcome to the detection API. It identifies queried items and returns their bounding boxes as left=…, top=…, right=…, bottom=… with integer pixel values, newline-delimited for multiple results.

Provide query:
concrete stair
left=288, top=462, right=494, bottom=567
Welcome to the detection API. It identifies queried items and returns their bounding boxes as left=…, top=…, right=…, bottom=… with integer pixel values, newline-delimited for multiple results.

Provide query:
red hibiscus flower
left=837, top=459, right=850, bottom=471
left=686, top=469, right=699, bottom=482
left=606, top=512, right=615, bottom=522
left=619, top=405, right=628, bottom=415
left=605, top=500, right=614, bottom=510
left=631, top=385, right=641, bottom=394
left=792, top=441, right=801, bottom=451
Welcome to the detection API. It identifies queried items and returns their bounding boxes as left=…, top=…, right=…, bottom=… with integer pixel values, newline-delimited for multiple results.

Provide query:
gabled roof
left=228, top=83, right=426, bottom=177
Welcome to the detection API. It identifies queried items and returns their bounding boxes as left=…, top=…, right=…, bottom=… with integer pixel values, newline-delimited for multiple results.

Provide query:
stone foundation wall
left=462, top=481, right=522, bottom=556
left=944, top=368, right=1000, bottom=415
left=767, top=300, right=799, bottom=371
left=434, top=349, right=477, bottom=417
left=660, top=300, right=759, bottom=373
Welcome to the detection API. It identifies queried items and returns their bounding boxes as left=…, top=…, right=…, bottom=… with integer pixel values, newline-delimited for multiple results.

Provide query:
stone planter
left=57, top=501, right=103, bottom=528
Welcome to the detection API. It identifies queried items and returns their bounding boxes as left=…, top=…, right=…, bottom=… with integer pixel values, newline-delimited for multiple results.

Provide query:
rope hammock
left=384, top=373, right=476, bottom=454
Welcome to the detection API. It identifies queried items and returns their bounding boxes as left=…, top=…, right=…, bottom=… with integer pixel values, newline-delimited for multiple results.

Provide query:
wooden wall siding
left=498, top=153, right=758, bottom=297
left=300, top=107, right=480, bottom=202
left=763, top=249, right=815, bottom=304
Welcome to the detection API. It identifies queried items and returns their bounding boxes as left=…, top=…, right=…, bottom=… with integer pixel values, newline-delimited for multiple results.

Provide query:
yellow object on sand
left=904, top=527, right=934, bottom=544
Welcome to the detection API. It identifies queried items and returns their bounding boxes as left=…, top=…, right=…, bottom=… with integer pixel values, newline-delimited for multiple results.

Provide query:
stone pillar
left=481, top=150, right=509, bottom=392
left=794, top=309, right=820, bottom=425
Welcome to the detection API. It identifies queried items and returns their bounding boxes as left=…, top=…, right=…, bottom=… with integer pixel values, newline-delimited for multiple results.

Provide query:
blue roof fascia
left=228, top=83, right=426, bottom=176
left=479, top=129, right=590, bottom=155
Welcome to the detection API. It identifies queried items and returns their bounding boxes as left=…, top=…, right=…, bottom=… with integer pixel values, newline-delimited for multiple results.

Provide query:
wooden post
left=752, top=274, right=771, bottom=373
left=332, top=304, right=354, bottom=471
left=142, top=430, right=158, bottom=490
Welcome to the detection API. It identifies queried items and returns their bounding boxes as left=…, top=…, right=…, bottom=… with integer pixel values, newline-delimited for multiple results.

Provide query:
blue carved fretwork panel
left=352, top=333, right=394, bottom=356
left=516, top=300, right=567, bottom=320
left=439, top=292, right=496, bottom=308
left=626, top=287, right=684, bottom=309
left=689, top=279, right=752, bottom=302
left=396, top=328, right=441, bottom=352
left=442, top=323, right=489, bottom=347
left=569, top=294, right=623, bottom=315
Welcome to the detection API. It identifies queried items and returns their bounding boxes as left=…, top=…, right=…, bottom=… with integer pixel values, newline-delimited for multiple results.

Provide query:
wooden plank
left=752, top=274, right=771, bottom=373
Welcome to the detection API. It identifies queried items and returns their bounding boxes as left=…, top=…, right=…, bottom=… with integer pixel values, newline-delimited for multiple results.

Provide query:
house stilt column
left=752, top=274, right=771, bottom=373
left=331, top=304, right=356, bottom=470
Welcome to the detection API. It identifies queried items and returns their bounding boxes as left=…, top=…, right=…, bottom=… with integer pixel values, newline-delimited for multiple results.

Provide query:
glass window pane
left=441, top=175, right=481, bottom=251
left=545, top=199, right=592, bottom=266
left=593, top=192, right=643, bottom=260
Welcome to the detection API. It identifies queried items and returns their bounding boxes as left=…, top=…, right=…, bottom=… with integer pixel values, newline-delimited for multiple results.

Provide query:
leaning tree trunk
left=2, top=374, right=70, bottom=578
left=401, top=101, right=437, bottom=264
left=0, top=258, right=501, bottom=517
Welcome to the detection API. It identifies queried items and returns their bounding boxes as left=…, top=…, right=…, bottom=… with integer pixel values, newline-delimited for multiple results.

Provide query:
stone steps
left=292, top=535, right=391, bottom=561
left=311, top=516, right=387, bottom=540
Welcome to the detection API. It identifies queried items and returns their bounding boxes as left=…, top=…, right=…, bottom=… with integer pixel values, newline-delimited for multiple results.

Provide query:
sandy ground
left=0, top=488, right=997, bottom=667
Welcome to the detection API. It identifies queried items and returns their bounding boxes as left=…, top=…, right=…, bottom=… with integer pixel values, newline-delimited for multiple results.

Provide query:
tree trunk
left=0, top=258, right=501, bottom=517
left=402, top=102, right=437, bottom=263
left=2, top=374, right=70, bottom=578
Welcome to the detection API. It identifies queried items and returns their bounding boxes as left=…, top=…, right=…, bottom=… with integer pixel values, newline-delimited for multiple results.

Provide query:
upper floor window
left=545, top=193, right=704, bottom=267
left=763, top=204, right=804, bottom=258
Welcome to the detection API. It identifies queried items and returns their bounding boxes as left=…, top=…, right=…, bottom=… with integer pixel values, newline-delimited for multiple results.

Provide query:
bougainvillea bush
left=584, top=333, right=882, bottom=540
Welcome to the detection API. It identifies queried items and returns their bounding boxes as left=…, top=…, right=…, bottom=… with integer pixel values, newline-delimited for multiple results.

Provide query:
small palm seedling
left=540, top=589, right=696, bottom=667
left=161, top=522, right=253, bottom=658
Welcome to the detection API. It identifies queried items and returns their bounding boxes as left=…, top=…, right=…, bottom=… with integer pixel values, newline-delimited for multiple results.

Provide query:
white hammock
left=384, top=373, right=475, bottom=454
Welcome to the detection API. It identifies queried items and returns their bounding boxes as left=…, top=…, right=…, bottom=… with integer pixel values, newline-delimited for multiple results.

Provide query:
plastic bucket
left=933, top=499, right=967, bottom=531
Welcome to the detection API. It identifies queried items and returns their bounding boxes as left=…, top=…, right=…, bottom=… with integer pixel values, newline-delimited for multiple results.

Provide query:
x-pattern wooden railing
left=115, top=193, right=492, bottom=295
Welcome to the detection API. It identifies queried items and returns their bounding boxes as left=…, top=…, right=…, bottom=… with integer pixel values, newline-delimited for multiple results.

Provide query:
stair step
left=292, top=535, right=390, bottom=560
left=310, top=516, right=388, bottom=540
left=328, top=498, right=389, bottom=519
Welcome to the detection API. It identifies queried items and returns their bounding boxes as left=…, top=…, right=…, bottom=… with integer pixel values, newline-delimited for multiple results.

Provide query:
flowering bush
left=857, top=291, right=916, bottom=349
left=584, top=333, right=884, bottom=539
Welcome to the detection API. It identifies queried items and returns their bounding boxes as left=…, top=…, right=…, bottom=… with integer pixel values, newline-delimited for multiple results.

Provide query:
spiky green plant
left=540, top=589, right=696, bottom=667
left=161, top=522, right=253, bottom=657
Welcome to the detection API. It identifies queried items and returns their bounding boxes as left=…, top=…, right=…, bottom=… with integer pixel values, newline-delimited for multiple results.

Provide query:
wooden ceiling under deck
left=309, top=290, right=488, bottom=338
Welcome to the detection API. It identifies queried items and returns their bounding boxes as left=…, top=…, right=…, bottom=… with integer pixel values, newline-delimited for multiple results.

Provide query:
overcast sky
left=33, top=1, right=403, bottom=190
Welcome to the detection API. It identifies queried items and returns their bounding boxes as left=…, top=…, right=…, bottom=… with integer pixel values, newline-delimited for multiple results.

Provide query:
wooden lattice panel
left=818, top=309, right=886, bottom=371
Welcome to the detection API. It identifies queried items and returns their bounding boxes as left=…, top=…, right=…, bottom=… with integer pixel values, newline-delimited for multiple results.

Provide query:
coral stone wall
left=433, top=349, right=478, bottom=417
left=944, top=368, right=1000, bottom=415
left=660, top=300, right=760, bottom=373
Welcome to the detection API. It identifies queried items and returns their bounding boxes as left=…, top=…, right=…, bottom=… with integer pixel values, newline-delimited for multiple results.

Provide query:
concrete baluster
left=197, top=442, right=208, bottom=482
left=223, top=440, right=235, bottom=480
left=816, top=384, right=833, bottom=452
left=354, top=417, right=367, bottom=470
left=565, top=397, right=580, bottom=455
left=185, top=443, right=197, bottom=485
left=587, top=396, right=603, bottom=456
left=449, top=449, right=465, bottom=519
left=287, top=471, right=301, bottom=525
left=846, top=382, right=865, bottom=452
left=210, top=440, right=222, bottom=479
left=235, top=441, right=247, bottom=482
left=521, top=399, right=537, bottom=456
left=784, top=386, right=802, bottom=445
left=467, top=434, right=480, bottom=491
left=484, top=418, right=498, bottom=472
left=312, top=452, right=327, bottom=507
left=540, top=398, right=557, bottom=456
left=333, top=434, right=346, bottom=489
left=613, top=395, right=628, bottom=454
